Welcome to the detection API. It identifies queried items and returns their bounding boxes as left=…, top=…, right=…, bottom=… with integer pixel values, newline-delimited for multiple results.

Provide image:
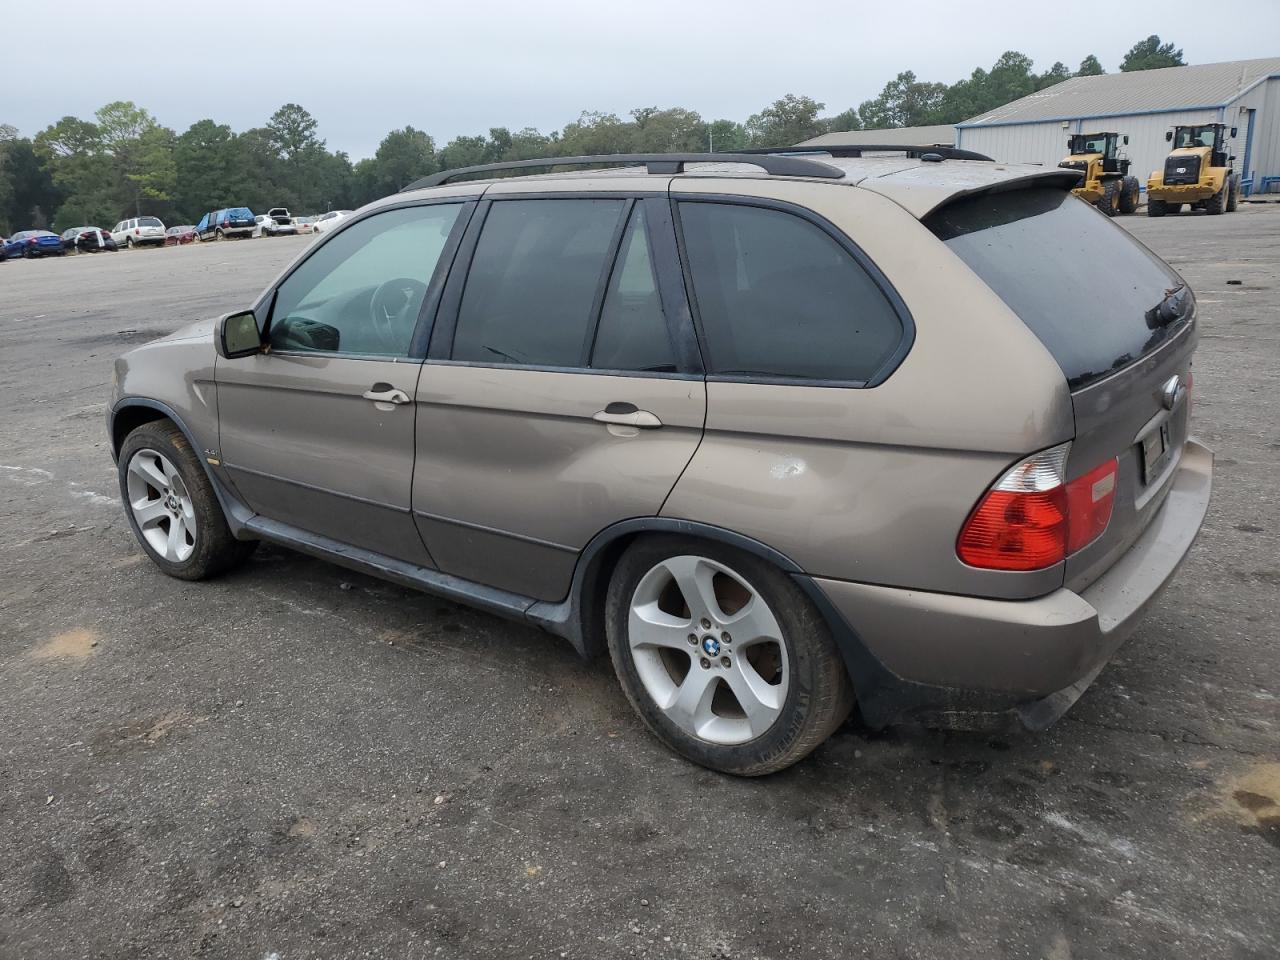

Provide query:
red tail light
left=1065, top=459, right=1117, bottom=553
left=28, top=237, right=37, bottom=244
left=958, top=444, right=1117, bottom=571
left=135, top=228, right=141, bottom=235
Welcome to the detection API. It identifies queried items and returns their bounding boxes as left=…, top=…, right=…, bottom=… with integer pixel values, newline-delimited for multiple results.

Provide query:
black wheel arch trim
left=527, top=516, right=934, bottom=726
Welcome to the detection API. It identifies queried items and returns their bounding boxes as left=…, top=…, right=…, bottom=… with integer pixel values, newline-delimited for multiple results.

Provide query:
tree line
left=0, top=36, right=1183, bottom=234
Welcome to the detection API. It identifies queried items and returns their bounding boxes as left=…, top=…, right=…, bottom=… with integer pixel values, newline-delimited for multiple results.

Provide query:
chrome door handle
left=592, top=406, right=662, bottom=428
left=363, top=384, right=411, bottom=405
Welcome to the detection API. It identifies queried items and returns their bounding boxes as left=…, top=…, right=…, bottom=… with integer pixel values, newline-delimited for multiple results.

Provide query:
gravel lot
left=1, top=210, right=1277, bottom=960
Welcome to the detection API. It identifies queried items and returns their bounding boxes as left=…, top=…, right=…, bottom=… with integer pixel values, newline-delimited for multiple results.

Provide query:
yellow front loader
left=1146, top=122, right=1239, bottom=216
left=1058, top=132, right=1140, bottom=216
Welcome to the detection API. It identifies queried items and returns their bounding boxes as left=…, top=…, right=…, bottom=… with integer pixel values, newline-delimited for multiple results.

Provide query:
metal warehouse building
left=955, top=57, right=1280, bottom=194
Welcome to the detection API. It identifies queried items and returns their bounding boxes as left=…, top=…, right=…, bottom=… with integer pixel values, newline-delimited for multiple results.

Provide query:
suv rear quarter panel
left=662, top=177, right=1075, bottom=599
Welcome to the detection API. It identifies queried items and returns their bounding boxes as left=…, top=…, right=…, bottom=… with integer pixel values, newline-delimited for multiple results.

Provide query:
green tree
left=1077, top=54, right=1105, bottom=76
left=371, top=125, right=436, bottom=192
left=1037, top=61, right=1071, bottom=89
left=0, top=132, right=62, bottom=232
left=557, top=111, right=635, bottom=155
left=174, top=120, right=244, bottom=220
left=631, top=107, right=706, bottom=152
left=266, top=103, right=321, bottom=160
left=858, top=72, right=947, bottom=128
left=746, top=95, right=826, bottom=146
left=821, top=108, right=863, bottom=134
left=1120, top=36, right=1184, bottom=71
left=705, top=119, right=748, bottom=153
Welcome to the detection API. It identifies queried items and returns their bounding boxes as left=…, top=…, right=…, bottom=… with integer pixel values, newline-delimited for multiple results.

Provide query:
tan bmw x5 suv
left=109, top=148, right=1213, bottom=775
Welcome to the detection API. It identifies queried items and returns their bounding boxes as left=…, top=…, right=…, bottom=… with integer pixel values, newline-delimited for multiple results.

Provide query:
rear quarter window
left=925, top=188, right=1187, bottom=389
left=677, top=201, right=906, bottom=384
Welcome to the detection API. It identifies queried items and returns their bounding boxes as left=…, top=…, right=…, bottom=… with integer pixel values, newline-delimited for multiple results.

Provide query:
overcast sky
left=5, top=1, right=1271, bottom=159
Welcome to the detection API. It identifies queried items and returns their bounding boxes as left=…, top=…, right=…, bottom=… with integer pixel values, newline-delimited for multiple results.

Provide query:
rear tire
left=215, top=228, right=224, bottom=241
left=1118, top=177, right=1139, bottom=214
left=126, top=237, right=135, bottom=249
left=117, top=420, right=256, bottom=581
left=1147, top=197, right=1168, bottom=217
left=605, top=535, right=854, bottom=776
left=1097, top=180, right=1120, bottom=217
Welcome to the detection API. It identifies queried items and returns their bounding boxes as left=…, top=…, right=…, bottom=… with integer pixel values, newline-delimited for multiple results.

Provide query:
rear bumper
left=811, top=439, right=1213, bottom=726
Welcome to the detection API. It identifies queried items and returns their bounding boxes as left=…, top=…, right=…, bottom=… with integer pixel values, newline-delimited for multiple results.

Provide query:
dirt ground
left=0, top=207, right=1277, bottom=960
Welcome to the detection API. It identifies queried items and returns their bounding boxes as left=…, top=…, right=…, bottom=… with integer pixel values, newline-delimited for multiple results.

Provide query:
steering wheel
left=369, top=277, right=428, bottom=351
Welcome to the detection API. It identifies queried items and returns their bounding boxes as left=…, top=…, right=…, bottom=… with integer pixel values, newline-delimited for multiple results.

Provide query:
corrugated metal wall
left=956, top=79, right=1279, bottom=190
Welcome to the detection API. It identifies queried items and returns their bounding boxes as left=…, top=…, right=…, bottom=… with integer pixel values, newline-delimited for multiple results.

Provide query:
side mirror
left=1165, top=131, right=1173, bottom=142
left=1231, top=127, right=1238, bottom=138
left=216, top=310, right=264, bottom=359
left=1123, top=136, right=1129, bottom=145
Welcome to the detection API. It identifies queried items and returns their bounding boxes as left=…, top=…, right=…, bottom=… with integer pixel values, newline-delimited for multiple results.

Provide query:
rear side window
left=678, top=202, right=904, bottom=383
left=590, top=206, right=675, bottom=372
left=926, top=188, right=1186, bottom=389
left=452, top=199, right=625, bottom=367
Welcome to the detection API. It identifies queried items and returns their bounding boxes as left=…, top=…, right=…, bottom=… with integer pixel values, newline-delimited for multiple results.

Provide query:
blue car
left=194, top=207, right=256, bottom=241
left=4, top=230, right=66, bottom=259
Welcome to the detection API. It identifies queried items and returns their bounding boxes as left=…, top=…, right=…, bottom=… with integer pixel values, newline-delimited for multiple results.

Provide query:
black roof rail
left=738, top=144, right=994, bottom=162
left=402, top=152, right=845, bottom=191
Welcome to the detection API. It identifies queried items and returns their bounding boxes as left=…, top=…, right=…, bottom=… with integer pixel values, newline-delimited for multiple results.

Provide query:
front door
left=413, top=191, right=707, bottom=601
left=216, top=201, right=470, bottom=565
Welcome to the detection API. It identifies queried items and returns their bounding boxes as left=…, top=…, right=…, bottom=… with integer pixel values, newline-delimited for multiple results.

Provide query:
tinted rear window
left=138, top=217, right=163, bottom=227
left=926, top=188, right=1186, bottom=389
left=679, top=202, right=904, bottom=383
left=225, top=208, right=252, bottom=219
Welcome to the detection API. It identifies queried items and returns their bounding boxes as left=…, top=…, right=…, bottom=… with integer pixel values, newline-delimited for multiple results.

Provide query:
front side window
left=678, top=202, right=904, bottom=383
left=451, top=199, right=625, bottom=367
left=268, top=204, right=463, bottom=357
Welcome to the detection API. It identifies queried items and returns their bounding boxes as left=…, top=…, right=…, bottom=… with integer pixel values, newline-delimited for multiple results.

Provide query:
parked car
left=110, top=216, right=166, bottom=249
left=61, top=226, right=118, bottom=253
left=292, top=216, right=316, bottom=236
left=310, top=209, right=352, bottom=234
left=194, top=207, right=256, bottom=241
left=258, top=207, right=297, bottom=237
left=107, top=150, right=1212, bottom=776
left=0, top=236, right=7, bottom=261
left=4, top=229, right=65, bottom=258
left=165, top=225, right=197, bottom=246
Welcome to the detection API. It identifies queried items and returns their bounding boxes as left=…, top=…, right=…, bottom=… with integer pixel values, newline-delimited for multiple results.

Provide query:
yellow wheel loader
left=1146, top=123, right=1239, bottom=217
left=1058, top=132, right=1140, bottom=216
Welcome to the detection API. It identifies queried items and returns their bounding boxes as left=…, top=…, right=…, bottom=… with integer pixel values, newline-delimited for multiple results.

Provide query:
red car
left=164, top=225, right=197, bottom=246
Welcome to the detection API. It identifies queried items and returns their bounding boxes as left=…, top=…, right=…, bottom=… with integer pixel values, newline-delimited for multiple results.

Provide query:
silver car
left=108, top=148, right=1212, bottom=775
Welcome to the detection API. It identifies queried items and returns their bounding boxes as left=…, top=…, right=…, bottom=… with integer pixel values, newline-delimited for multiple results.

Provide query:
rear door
left=216, top=200, right=471, bottom=564
left=927, top=187, right=1197, bottom=591
left=413, top=187, right=706, bottom=601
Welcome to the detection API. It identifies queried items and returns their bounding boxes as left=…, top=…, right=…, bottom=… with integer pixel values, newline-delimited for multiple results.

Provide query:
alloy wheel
left=628, top=555, right=789, bottom=745
left=125, top=448, right=198, bottom=562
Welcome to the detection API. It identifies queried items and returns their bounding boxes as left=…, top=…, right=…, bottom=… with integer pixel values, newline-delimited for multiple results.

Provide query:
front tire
left=215, top=228, right=224, bottom=241
left=1096, top=180, right=1120, bottom=217
left=1118, top=177, right=1139, bottom=214
left=606, top=535, right=853, bottom=776
left=1205, top=179, right=1227, bottom=215
left=1147, top=197, right=1168, bottom=217
left=117, top=420, right=256, bottom=580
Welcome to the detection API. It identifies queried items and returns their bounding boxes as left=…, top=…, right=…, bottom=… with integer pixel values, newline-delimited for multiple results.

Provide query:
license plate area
left=1140, top=422, right=1172, bottom=484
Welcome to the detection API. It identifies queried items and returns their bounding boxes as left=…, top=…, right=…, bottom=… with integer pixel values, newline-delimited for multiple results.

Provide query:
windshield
left=926, top=187, right=1188, bottom=390
left=1072, top=135, right=1109, bottom=154
left=1174, top=126, right=1217, bottom=149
